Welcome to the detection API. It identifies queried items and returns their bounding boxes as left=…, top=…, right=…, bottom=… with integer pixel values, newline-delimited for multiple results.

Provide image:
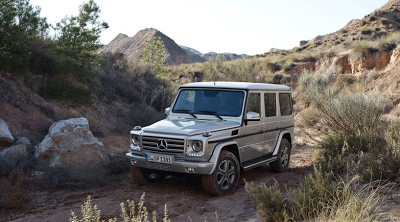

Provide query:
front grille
left=142, top=136, right=185, bottom=153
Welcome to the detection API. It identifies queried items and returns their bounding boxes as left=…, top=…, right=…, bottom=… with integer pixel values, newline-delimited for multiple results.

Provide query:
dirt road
left=2, top=145, right=313, bottom=222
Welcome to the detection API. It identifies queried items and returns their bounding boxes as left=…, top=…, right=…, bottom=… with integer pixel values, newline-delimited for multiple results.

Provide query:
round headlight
left=192, top=140, right=203, bottom=152
left=131, top=135, right=140, bottom=146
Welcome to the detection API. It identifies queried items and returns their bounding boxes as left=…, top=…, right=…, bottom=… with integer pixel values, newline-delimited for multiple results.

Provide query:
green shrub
left=129, top=103, right=165, bottom=127
left=380, top=18, right=390, bottom=25
left=360, top=122, right=400, bottom=182
left=361, top=29, right=372, bottom=35
left=245, top=180, right=288, bottom=222
left=39, top=79, right=94, bottom=105
left=267, top=62, right=281, bottom=72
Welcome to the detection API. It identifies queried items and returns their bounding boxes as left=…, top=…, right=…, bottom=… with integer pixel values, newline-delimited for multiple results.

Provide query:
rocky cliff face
left=103, top=28, right=192, bottom=66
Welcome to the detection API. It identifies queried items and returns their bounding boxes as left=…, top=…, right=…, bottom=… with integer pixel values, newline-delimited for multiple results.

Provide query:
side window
left=264, top=93, right=276, bottom=117
left=245, top=93, right=260, bottom=114
left=279, top=93, right=292, bottom=116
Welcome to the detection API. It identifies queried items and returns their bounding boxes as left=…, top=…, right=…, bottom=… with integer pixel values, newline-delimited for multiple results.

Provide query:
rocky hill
left=296, top=0, right=400, bottom=52
left=180, top=45, right=246, bottom=62
left=103, top=28, right=192, bottom=66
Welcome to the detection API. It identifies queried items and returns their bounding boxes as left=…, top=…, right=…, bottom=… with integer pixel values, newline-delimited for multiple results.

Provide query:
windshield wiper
left=198, top=110, right=223, bottom=120
left=173, top=109, right=197, bottom=118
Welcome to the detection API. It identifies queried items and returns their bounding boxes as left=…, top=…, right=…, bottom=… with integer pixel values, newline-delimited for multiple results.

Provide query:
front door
left=239, top=92, right=265, bottom=162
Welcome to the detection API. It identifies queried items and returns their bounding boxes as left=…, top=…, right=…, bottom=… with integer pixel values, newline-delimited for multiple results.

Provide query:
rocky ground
left=1, top=145, right=314, bottom=222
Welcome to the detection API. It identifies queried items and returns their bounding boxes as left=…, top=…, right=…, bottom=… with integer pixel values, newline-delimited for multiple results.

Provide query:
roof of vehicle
left=180, top=82, right=291, bottom=91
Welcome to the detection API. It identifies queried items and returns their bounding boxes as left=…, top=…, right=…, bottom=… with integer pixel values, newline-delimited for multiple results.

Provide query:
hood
left=142, top=118, right=240, bottom=136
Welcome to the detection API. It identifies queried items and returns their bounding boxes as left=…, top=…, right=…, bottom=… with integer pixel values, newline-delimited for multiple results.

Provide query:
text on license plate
left=145, top=154, right=173, bottom=164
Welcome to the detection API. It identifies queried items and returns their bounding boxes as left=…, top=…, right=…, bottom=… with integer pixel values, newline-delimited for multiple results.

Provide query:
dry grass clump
left=69, top=193, right=171, bottom=222
left=350, top=32, right=400, bottom=60
left=298, top=65, right=399, bottom=184
left=0, top=174, right=30, bottom=209
left=245, top=168, right=386, bottom=222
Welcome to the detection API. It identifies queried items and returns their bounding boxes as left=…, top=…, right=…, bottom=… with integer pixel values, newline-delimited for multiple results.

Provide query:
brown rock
left=35, top=117, right=109, bottom=168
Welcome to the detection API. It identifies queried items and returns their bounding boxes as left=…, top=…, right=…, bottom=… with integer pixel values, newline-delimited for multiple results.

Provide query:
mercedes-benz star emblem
left=157, top=139, right=167, bottom=149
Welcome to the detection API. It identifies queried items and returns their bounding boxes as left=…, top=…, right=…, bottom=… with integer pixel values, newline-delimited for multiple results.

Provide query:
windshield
left=172, top=89, right=245, bottom=117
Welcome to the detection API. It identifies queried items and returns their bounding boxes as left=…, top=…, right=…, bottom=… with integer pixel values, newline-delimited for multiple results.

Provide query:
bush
left=46, top=165, right=109, bottom=189
left=129, top=103, right=165, bottom=127
left=0, top=147, right=32, bottom=177
left=69, top=193, right=171, bottom=222
left=0, top=175, right=30, bottom=209
left=361, top=29, right=372, bottom=35
left=245, top=179, right=287, bottom=222
left=350, top=41, right=378, bottom=60
left=377, top=32, right=400, bottom=51
left=245, top=168, right=385, bottom=222
left=267, top=62, right=281, bottom=72
left=39, top=78, right=94, bottom=105
left=360, top=122, right=400, bottom=182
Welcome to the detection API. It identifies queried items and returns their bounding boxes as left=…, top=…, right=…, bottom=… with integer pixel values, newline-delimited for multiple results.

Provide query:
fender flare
left=207, top=141, right=238, bottom=175
left=272, top=130, right=292, bottom=156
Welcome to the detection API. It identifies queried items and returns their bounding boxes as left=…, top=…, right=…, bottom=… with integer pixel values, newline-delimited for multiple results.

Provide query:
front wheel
left=201, top=151, right=240, bottom=195
left=270, top=138, right=291, bottom=173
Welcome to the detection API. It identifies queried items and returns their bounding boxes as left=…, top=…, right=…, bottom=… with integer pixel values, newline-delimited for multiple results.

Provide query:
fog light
left=186, top=167, right=196, bottom=173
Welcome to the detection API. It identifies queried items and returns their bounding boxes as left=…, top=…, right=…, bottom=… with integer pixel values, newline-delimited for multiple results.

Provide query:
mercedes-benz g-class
left=126, top=82, right=296, bottom=195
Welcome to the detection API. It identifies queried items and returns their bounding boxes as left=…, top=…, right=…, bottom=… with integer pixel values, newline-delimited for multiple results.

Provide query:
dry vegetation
left=2, top=1, right=400, bottom=218
left=54, top=32, right=400, bottom=222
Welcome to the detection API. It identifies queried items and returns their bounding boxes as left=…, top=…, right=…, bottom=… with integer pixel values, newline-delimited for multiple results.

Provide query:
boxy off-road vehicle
left=126, top=82, right=296, bottom=195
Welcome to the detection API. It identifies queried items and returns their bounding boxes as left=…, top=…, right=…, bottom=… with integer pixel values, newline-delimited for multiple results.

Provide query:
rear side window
left=264, top=93, right=276, bottom=117
left=279, top=93, right=292, bottom=116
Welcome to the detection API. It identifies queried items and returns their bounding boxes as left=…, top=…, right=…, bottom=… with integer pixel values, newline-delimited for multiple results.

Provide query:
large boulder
left=35, top=117, right=109, bottom=168
left=0, top=118, right=14, bottom=144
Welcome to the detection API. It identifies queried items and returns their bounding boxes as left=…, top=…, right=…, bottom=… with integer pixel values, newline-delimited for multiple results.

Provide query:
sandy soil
left=1, top=145, right=314, bottom=222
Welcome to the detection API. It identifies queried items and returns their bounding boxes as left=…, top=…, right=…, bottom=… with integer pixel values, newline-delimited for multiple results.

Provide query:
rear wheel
left=201, top=151, right=240, bottom=195
left=270, top=138, right=291, bottom=173
left=130, top=166, right=165, bottom=185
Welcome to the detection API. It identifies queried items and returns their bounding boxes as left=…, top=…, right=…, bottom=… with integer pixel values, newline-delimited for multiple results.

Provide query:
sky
left=30, top=0, right=388, bottom=55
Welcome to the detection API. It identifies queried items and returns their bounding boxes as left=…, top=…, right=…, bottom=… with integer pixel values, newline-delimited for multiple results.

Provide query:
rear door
left=263, top=92, right=279, bottom=153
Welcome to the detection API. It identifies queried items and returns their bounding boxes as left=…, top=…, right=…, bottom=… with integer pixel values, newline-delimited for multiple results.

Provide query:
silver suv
left=126, top=82, right=296, bottom=195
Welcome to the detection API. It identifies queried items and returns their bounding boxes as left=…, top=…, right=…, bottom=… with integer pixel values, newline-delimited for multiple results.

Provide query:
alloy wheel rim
left=281, top=145, right=289, bottom=167
left=216, top=159, right=236, bottom=190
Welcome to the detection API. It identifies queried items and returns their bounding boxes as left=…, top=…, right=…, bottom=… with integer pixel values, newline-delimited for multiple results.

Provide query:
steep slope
left=296, top=0, right=400, bottom=52
left=103, top=28, right=191, bottom=66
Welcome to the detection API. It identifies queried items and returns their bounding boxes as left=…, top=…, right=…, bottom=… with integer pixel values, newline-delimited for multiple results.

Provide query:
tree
left=0, top=0, right=48, bottom=72
left=140, top=37, right=167, bottom=75
left=53, top=0, right=108, bottom=75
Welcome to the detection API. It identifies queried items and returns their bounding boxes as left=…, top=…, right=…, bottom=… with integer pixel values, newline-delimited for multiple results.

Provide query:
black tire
left=270, top=138, right=291, bottom=173
left=130, top=166, right=165, bottom=185
left=201, top=151, right=240, bottom=195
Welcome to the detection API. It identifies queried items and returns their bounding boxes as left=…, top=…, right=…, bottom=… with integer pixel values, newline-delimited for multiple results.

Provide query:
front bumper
left=125, top=152, right=214, bottom=175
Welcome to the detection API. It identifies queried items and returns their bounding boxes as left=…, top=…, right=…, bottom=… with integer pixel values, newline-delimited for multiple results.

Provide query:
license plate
left=145, top=154, right=173, bottom=164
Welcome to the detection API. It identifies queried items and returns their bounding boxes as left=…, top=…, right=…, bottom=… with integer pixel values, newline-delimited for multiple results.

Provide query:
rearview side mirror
left=245, top=112, right=260, bottom=121
left=164, top=107, right=171, bottom=116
